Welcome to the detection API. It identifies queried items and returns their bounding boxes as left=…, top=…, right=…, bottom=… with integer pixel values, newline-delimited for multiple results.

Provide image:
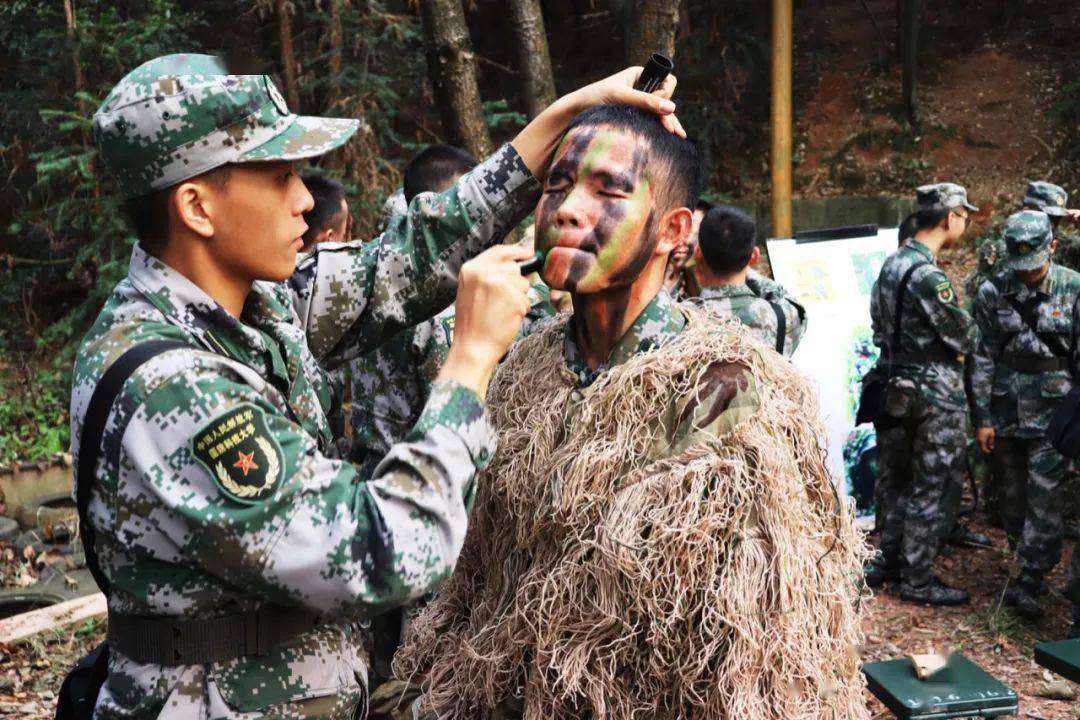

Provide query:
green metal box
left=862, top=652, right=1018, bottom=719
left=1035, top=639, right=1080, bottom=684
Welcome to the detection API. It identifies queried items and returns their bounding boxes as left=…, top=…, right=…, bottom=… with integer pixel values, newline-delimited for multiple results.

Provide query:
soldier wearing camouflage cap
left=971, top=210, right=1080, bottom=619
left=866, top=182, right=982, bottom=606
left=72, top=52, right=682, bottom=719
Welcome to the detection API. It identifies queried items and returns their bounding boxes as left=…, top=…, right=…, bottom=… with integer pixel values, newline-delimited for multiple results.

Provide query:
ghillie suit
left=395, top=306, right=870, bottom=720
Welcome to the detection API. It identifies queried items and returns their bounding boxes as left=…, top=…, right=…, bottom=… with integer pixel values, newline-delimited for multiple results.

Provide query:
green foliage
left=482, top=99, right=526, bottom=134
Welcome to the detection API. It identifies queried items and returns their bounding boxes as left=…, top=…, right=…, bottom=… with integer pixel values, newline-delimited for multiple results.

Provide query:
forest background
left=0, top=0, right=1077, bottom=465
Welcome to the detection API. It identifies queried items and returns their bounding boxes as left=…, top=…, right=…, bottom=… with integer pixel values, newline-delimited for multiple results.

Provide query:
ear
left=654, top=207, right=694, bottom=256
left=749, top=246, right=762, bottom=266
left=1050, top=238, right=1060, bottom=255
left=172, top=179, right=217, bottom=239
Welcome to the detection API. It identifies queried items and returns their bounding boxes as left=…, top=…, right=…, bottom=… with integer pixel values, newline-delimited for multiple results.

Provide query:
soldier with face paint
left=394, top=105, right=869, bottom=719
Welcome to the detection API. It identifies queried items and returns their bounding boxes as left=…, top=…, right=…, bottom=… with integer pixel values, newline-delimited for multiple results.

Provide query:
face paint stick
left=635, top=53, right=673, bottom=93
left=519, top=250, right=546, bottom=276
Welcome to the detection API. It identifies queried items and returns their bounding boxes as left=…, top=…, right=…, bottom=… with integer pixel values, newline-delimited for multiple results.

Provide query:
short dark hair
left=898, top=213, right=917, bottom=243
left=123, top=165, right=232, bottom=255
left=403, top=145, right=478, bottom=203
left=697, top=205, right=757, bottom=276
left=913, top=208, right=950, bottom=232
left=301, top=175, right=348, bottom=245
left=563, top=104, right=701, bottom=212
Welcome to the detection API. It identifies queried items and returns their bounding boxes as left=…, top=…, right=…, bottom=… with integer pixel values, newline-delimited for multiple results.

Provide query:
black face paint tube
left=519, top=250, right=546, bottom=276
left=634, top=53, right=673, bottom=93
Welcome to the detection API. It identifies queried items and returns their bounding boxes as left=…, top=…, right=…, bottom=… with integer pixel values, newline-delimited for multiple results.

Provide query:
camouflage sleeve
left=746, top=273, right=807, bottom=353
left=289, top=144, right=542, bottom=367
left=121, top=357, right=493, bottom=616
left=970, top=280, right=1001, bottom=428
left=870, top=279, right=884, bottom=349
left=911, top=266, right=979, bottom=355
left=348, top=329, right=426, bottom=466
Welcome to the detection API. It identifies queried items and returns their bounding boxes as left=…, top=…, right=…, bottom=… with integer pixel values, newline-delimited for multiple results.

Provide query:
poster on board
left=766, top=227, right=899, bottom=518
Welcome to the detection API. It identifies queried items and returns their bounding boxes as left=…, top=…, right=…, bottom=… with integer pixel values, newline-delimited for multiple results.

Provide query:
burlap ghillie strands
left=395, top=306, right=870, bottom=720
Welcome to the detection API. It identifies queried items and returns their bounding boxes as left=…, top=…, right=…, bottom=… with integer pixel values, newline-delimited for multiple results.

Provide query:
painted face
left=534, top=126, right=657, bottom=293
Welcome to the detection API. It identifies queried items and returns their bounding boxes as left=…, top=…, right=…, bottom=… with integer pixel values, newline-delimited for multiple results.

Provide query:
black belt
left=889, top=350, right=962, bottom=366
left=1002, top=354, right=1070, bottom=373
left=108, top=605, right=323, bottom=666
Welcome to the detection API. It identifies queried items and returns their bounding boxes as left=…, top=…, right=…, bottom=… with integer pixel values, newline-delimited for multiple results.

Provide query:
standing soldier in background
left=971, top=211, right=1080, bottom=619
left=963, top=181, right=1080, bottom=525
left=865, top=183, right=981, bottom=606
left=690, top=204, right=806, bottom=357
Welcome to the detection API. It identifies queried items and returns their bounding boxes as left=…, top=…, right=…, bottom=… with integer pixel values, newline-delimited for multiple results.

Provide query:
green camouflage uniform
left=350, top=284, right=557, bottom=474
left=964, top=182, right=1076, bottom=305
left=695, top=270, right=807, bottom=357
left=869, top=183, right=980, bottom=585
left=971, top=211, right=1080, bottom=584
left=79, top=54, right=542, bottom=719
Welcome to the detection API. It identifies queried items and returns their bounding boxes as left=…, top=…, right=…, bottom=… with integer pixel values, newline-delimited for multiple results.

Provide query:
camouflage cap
left=1001, top=210, right=1053, bottom=272
left=1023, top=181, right=1070, bottom=218
left=93, top=54, right=359, bottom=199
left=915, top=182, right=979, bottom=213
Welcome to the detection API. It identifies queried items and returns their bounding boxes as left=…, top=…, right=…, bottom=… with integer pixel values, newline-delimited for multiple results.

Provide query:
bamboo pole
left=770, top=0, right=793, bottom=238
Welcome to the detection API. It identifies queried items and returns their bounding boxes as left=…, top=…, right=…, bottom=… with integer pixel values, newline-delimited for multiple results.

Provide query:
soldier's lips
left=549, top=235, right=599, bottom=254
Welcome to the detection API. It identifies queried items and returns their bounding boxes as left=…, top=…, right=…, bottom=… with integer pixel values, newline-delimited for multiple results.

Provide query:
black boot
left=948, top=522, right=994, bottom=548
left=1005, top=575, right=1044, bottom=619
left=864, top=557, right=902, bottom=588
left=900, top=575, right=970, bottom=606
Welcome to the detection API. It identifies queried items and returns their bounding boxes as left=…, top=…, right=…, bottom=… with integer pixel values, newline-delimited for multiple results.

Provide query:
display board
left=766, top=228, right=899, bottom=515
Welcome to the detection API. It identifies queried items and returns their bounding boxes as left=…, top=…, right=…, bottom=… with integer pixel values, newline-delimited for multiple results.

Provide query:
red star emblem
left=233, top=451, right=259, bottom=477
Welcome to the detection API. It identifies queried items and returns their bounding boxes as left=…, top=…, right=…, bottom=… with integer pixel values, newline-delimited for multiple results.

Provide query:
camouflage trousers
left=876, top=392, right=968, bottom=585
left=994, top=435, right=1070, bottom=578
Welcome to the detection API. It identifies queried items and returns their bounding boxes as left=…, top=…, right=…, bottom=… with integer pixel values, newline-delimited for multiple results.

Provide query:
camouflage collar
left=126, top=243, right=281, bottom=361
left=697, top=283, right=756, bottom=301
left=563, top=290, right=686, bottom=387
left=906, top=239, right=935, bottom=261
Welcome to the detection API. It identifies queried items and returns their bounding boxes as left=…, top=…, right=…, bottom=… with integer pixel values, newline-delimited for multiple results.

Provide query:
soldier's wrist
left=439, top=343, right=497, bottom=399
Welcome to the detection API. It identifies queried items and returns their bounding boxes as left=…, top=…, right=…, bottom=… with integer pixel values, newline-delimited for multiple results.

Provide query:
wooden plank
left=0, top=593, right=106, bottom=643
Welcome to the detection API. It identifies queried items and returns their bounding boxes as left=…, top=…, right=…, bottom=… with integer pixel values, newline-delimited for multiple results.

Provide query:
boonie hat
left=915, top=182, right=978, bottom=213
left=94, top=54, right=359, bottom=199
left=1023, top=181, right=1070, bottom=218
left=1001, top=210, right=1054, bottom=272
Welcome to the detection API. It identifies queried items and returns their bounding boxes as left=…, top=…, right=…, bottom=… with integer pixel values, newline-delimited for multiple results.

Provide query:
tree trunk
left=276, top=0, right=301, bottom=111
left=626, top=0, right=680, bottom=65
left=418, top=0, right=492, bottom=157
left=508, top=0, right=557, bottom=119
left=325, top=0, right=345, bottom=112
left=62, top=0, right=88, bottom=123
left=901, top=0, right=919, bottom=124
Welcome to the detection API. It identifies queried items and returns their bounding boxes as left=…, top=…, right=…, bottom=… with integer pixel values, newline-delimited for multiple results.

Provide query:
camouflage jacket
left=560, top=290, right=760, bottom=436
left=350, top=284, right=558, bottom=473
left=70, top=145, right=540, bottom=720
left=695, top=271, right=807, bottom=357
left=970, top=263, right=1080, bottom=436
left=870, top=239, right=979, bottom=412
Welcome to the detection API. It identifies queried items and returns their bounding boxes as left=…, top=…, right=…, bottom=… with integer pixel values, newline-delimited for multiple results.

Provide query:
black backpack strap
left=77, top=340, right=190, bottom=597
left=767, top=301, right=787, bottom=355
left=890, top=261, right=928, bottom=356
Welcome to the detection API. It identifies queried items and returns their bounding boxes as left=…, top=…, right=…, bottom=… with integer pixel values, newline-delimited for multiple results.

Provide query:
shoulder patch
left=191, top=404, right=284, bottom=504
